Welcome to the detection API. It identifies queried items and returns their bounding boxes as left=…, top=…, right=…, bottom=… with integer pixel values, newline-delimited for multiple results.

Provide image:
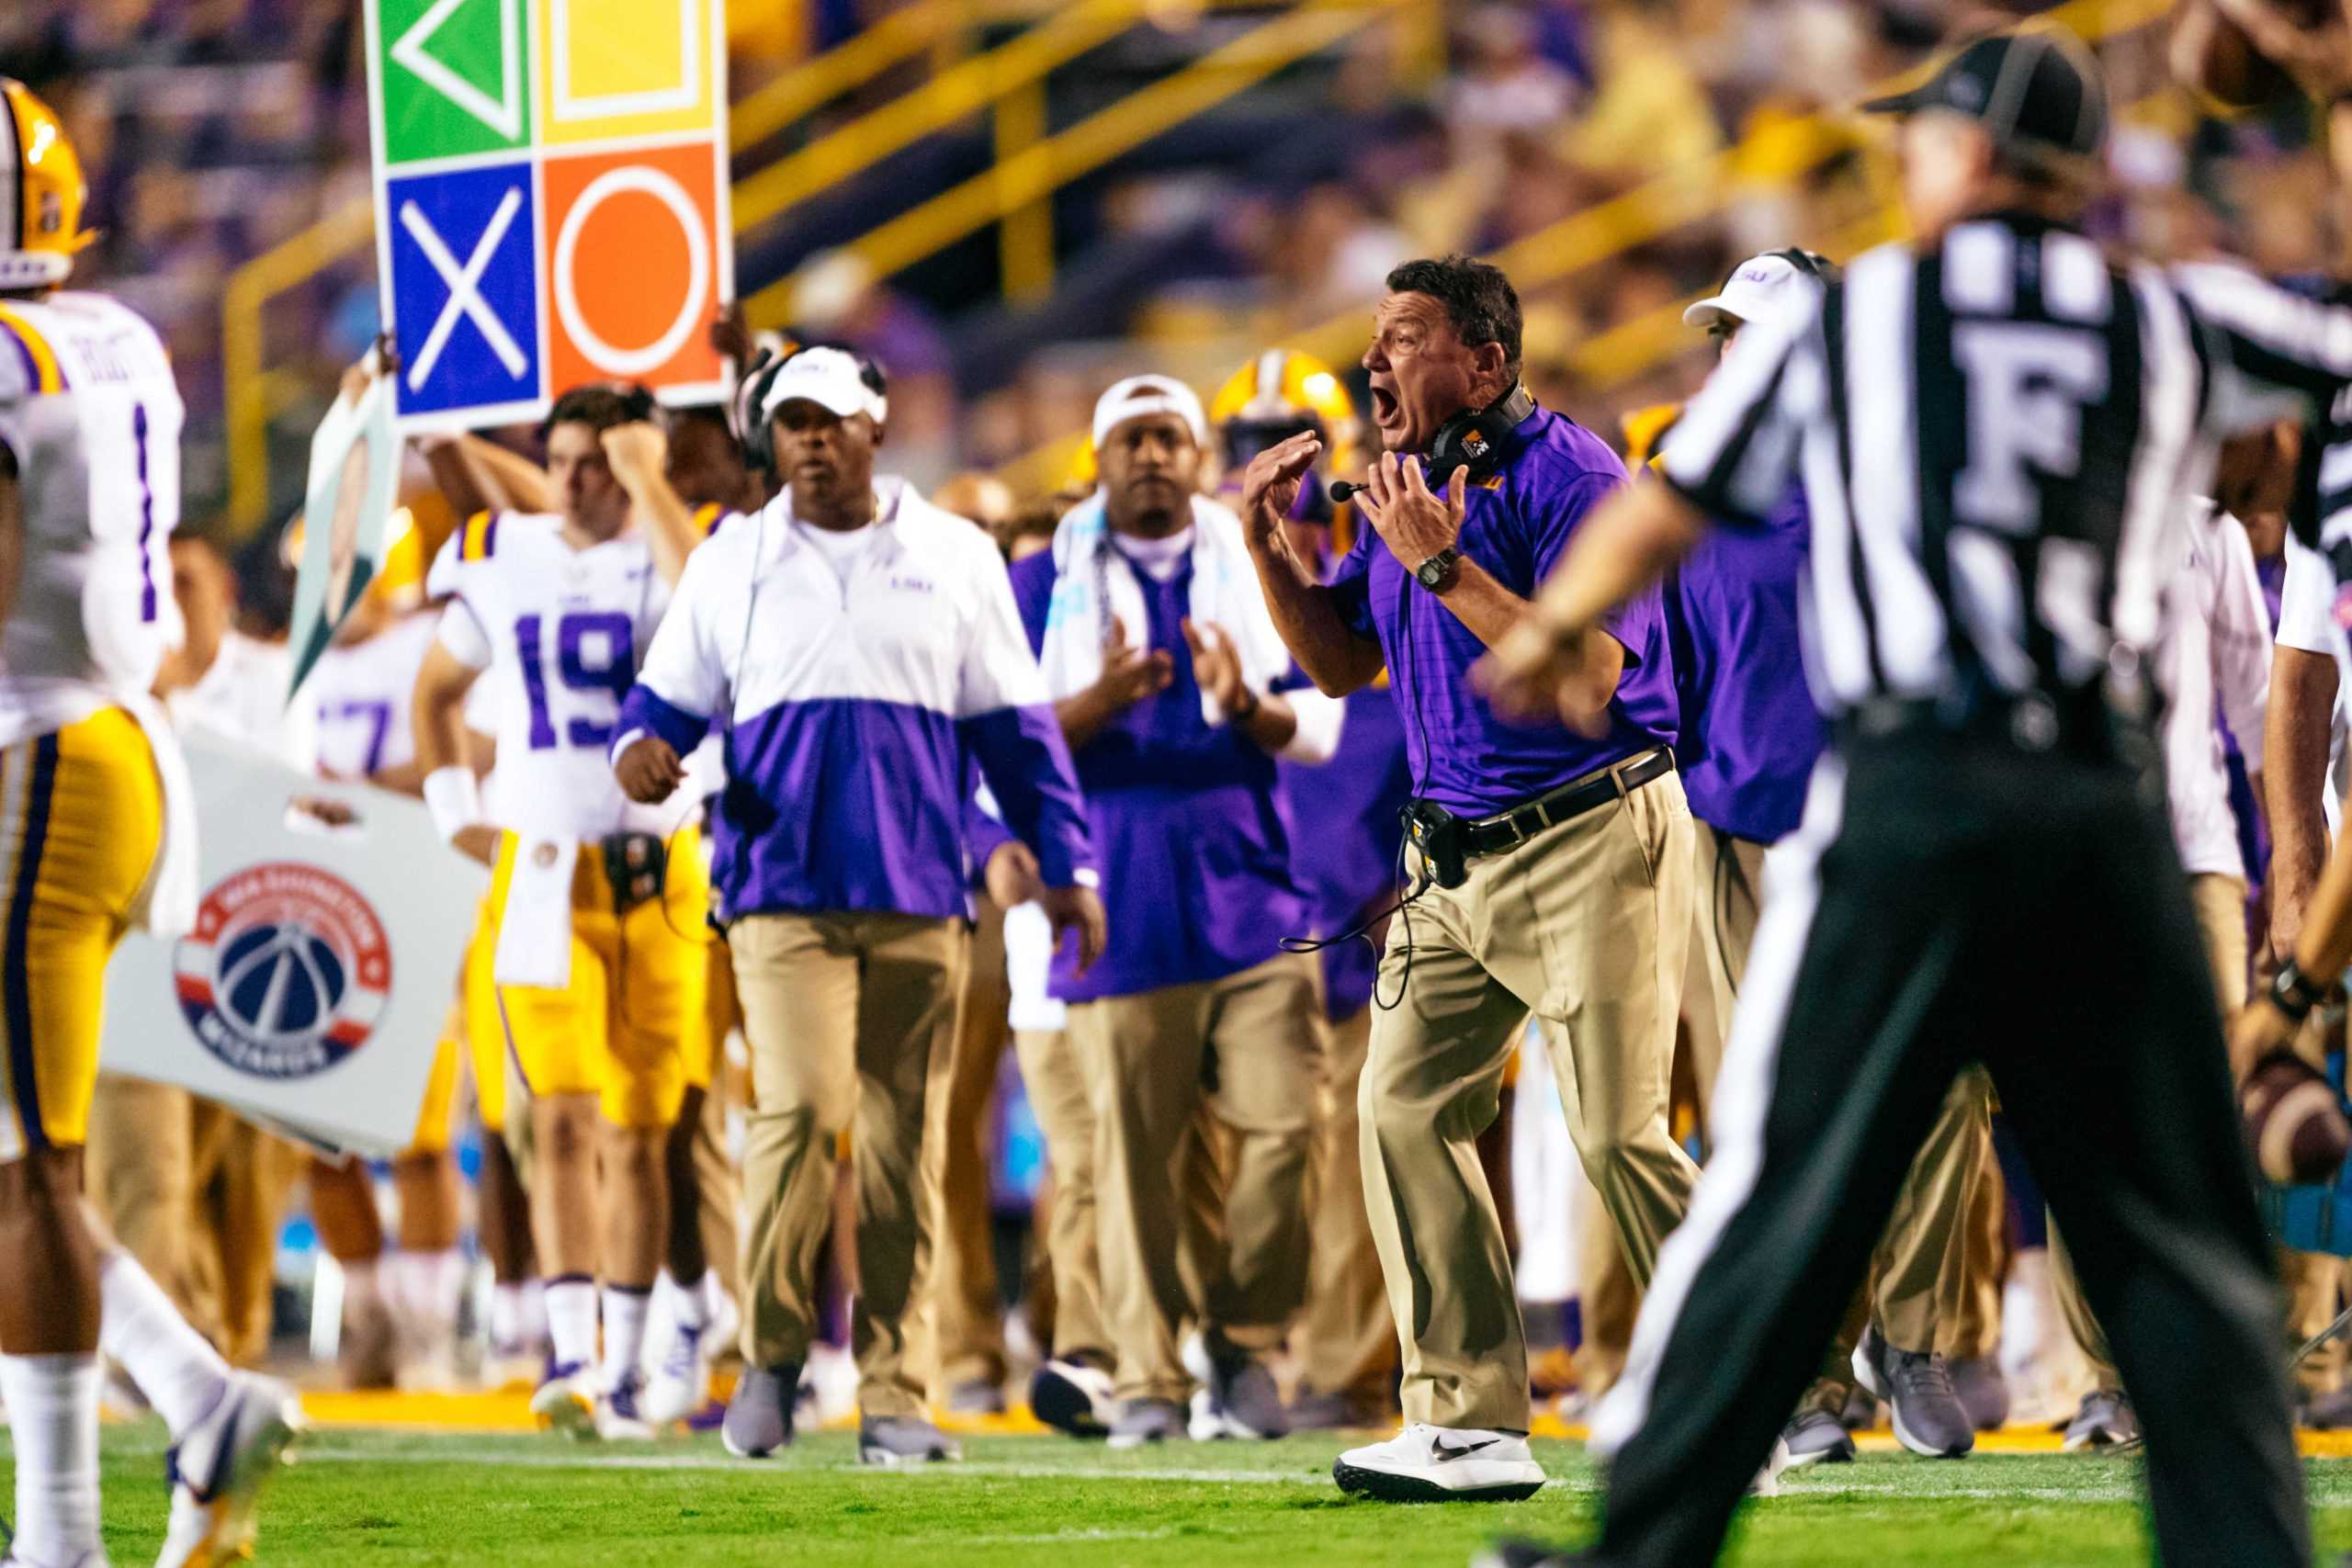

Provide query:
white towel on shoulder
left=1036, top=491, right=1341, bottom=762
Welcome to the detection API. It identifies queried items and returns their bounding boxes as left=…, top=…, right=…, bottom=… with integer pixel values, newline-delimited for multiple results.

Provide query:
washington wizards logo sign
left=173, top=862, right=391, bottom=1080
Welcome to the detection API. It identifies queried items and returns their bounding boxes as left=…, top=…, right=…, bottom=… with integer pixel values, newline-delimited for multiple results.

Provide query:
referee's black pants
left=1585, top=733, right=2309, bottom=1568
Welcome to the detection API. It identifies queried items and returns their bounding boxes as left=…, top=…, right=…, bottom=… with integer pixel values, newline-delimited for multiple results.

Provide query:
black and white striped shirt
left=1659, top=213, right=2352, bottom=721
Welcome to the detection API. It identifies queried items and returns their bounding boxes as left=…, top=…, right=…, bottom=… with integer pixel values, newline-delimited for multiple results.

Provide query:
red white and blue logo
left=172, top=862, right=391, bottom=1080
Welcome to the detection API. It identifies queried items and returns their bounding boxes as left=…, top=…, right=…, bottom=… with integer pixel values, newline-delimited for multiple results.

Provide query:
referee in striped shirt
left=1475, top=28, right=2352, bottom=1568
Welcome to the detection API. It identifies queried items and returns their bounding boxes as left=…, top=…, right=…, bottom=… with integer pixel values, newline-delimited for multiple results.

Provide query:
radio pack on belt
left=600, top=831, right=669, bottom=912
left=1400, top=800, right=1470, bottom=891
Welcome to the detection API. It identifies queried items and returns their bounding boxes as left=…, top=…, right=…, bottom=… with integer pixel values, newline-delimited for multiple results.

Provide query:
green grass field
left=28, top=1425, right=2352, bottom=1566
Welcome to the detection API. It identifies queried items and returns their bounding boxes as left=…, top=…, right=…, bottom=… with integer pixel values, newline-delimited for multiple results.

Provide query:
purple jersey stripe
left=133, top=402, right=157, bottom=622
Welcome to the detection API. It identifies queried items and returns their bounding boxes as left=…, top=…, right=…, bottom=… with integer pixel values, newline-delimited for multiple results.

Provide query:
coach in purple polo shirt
left=1240, top=254, right=1698, bottom=1502
left=1012, top=375, right=1345, bottom=1449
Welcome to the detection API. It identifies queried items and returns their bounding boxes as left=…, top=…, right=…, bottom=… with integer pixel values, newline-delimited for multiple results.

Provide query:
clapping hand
left=1182, top=618, right=1252, bottom=718
left=1093, top=614, right=1175, bottom=712
left=1238, top=432, right=1323, bottom=545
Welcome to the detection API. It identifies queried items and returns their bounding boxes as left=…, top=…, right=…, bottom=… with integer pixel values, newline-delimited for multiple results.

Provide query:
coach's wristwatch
left=2270, top=957, right=2327, bottom=1025
left=1415, top=547, right=1462, bottom=594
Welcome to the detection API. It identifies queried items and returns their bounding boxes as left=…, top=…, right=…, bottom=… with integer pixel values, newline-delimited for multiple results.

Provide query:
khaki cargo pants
left=1366, top=761, right=1700, bottom=1433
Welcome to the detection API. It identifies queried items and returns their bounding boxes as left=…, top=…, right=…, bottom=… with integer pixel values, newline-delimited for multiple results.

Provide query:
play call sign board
left=364, top=0, right=732, bottom=430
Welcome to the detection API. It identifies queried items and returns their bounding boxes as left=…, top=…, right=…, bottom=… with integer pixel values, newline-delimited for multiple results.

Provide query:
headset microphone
left=1327, top=478, right=1365, bottom=503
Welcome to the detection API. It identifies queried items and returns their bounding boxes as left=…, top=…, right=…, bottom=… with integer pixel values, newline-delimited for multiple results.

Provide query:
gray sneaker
left=721, top=1362, right=799, bottom=1458
left=2062, top=1389, right=2138, bottom=1451
left=1107, top=1397, right=1188, bottom=1450
left=1851, top=1326, right=1973, bottom=1458
left=1949, top=1355, right=2010, bottom=1431
left=944, top=1377, right=1006, bottom=1416
left=1781, top=1405, right=1857, bottom=1467
left=1201, top=1354, right=1289, bottom=1440
left=858, top=1415, right=961, bottom=1467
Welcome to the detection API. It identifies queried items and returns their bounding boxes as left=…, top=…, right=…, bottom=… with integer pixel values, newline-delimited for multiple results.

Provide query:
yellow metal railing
left=221, top=197, right=376, bottom=531
left=741, top=0, right=1422, bottom=326
left=731, top=0, right=1150, bottom=240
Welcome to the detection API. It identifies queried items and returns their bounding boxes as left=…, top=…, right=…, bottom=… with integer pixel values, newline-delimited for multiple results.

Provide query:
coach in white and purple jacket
left=612, top=345, right=1102, bottom=1465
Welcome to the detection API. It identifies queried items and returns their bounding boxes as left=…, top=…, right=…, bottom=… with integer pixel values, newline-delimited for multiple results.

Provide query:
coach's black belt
left=1402, top=747, right=1674, bottom=890
left=1463, top=746, right=1676, bottom=854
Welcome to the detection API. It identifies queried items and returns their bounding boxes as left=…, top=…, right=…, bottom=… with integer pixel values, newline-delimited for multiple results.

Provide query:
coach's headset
left=1327, top=381, right=1537, bottom=505
left=729, top=342, right=890, bottom=474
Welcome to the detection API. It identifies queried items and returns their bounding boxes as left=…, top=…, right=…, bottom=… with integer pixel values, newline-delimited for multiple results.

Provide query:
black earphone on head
left=731, top=341, right=889, bottom=474
left=1329, top=381, right=1536, bottom=503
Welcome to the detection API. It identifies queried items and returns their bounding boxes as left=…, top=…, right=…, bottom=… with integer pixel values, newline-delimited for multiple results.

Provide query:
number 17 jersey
left=426, top=511, right=674, bottom=841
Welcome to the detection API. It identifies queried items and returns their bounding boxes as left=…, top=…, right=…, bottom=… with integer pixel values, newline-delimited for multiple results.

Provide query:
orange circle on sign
left=571, top=186, right=692, bottom=355
left=543, top=141, right=724, bottom=395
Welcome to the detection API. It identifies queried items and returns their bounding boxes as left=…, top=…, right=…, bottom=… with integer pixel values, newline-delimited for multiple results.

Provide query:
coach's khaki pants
left=1069, top=951, right=1322, bottom=1404
left=1811, top=1069, right=1994, bottom=1382
left=87, top=1076, right=301, bottom=1364
left=1295, top=1005, right=1397, bottom=1406
left=732, top=910, right=967, bottom=1420
left=1680, top=824, right=1768, bottom=1109
left=922, top=897, right=1012, bottom=1398
left=1014, top=1025, right=1109, bottom=1362
left=1366, top=765, right=1697, bottom=1433
left=2059, top=871, right=2249, bottom=1391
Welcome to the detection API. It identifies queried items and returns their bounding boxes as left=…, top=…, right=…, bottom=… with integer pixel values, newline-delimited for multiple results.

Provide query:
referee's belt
left=1459, top=746, right=1676, bottom=856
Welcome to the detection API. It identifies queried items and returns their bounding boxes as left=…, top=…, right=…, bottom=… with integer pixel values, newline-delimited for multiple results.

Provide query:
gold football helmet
left=1209, top=348, right=1361, bottom=477
left=0, top=80, right=96, bottom=291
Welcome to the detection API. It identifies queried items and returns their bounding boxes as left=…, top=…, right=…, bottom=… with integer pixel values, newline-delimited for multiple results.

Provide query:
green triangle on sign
left=390, top=0, right=522, bottom=143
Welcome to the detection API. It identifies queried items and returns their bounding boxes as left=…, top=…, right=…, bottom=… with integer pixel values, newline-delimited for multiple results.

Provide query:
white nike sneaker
left=594, top=1371, right=658, bottom=1440
left=641, top=1315, right=712, bottom=1427
left=156, top=1371, right=303, bottom=1568
left=1748, top=1435, right=1793, bottom=1498
left=1332, top=1423, right=1546, bottom=1503
left=530, top=1361, right=597, bottom=1438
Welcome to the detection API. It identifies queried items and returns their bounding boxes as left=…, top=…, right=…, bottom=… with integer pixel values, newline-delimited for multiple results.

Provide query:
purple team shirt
left=1664, top=483, right=1824, bottom=844
left=1327, top=407, right=1678, bottom=818
left=1012, top=547, right=1311, bottom=1003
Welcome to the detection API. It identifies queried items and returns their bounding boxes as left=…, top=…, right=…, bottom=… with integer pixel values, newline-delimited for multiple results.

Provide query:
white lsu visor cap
left=1682, top=251, right=1823, bottom=334
left=1091, top=374, right=1208, bottom=450
left=761, top=345, right=888, bottom=425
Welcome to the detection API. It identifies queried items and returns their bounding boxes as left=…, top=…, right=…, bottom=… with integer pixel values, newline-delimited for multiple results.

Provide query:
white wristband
left=423, top=766, right=483, bottom=843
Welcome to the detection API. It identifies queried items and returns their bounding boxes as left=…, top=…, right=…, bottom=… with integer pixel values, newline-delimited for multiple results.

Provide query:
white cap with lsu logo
left=1681, top=252, right=1824, bottom=336
left=759, top=344, right=888, bottom=425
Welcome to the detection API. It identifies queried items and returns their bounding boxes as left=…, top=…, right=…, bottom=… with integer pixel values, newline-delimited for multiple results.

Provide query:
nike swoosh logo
left=1430, top=1438, right=1500, bottom=1462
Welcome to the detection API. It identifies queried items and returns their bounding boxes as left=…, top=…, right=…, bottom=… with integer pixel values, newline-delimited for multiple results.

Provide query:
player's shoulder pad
left=0, top=299, right=67, bottom=398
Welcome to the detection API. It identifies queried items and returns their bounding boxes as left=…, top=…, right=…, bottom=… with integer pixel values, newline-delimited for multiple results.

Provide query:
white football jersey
left=306, top=611, right=440, bottom=782
left=426, top=512, right=673, bottom=840
left=0, top=291, right=184, bottom=749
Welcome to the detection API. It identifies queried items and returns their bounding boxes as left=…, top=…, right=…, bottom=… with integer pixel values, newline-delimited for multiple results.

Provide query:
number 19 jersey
left=425, top=511, right=674, bottom=842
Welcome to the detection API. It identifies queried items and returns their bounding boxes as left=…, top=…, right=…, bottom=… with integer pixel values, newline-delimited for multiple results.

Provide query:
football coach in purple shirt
left=1239, top=254, right=1699, bottom=1501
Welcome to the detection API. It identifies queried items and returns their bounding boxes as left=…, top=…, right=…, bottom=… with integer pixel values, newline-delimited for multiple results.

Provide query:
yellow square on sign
left=538, top=0, right=718, bottom=145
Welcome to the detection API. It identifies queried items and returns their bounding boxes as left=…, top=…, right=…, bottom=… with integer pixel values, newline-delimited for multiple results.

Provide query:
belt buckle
left=1498, top=809, right=1532, bottom=850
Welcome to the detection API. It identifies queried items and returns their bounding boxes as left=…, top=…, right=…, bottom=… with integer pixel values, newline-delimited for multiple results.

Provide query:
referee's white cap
left=1683, top=252, right=1825, bottom=334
